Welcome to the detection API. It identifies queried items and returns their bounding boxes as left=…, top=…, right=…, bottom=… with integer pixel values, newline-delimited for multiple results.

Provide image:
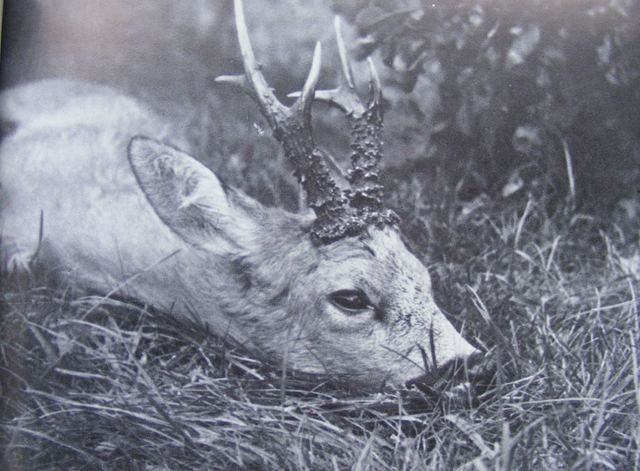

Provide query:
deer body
left=2, top=80, right=192, bottom=306
left=1, top=79, right=301, bottom=346
left=1, top=1, right=483, bottom=390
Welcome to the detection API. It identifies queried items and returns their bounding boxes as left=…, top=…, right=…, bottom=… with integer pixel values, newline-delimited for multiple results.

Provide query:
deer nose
left=440, top=350, right=484, bottom=382
left=405, top=349, right=494, bottom=393
left=465, top=350, right=485, bottom=373
left=467, top=350, right=497, bottom=395
left=447, top=350, right=496, bottom=384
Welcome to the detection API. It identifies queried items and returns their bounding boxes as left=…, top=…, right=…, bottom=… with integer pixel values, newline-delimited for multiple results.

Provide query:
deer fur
left=1, top=76, right=480, bottom=389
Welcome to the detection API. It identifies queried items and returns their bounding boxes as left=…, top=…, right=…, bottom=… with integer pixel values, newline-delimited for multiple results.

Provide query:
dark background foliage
left=334, top=0, right=640, bottom=210
left=3, top=0, right=638, bottom=212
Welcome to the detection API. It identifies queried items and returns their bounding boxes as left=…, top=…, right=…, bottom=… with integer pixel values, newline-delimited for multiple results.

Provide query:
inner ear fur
left=127, top=136, right=260, bottom=252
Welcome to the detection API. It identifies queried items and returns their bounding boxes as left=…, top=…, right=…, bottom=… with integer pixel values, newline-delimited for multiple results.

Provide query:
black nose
left=436, top=351, right=485, bottom=382
left=465, top=351, right=485, bottom=373
left=405, top=350, right=496, bottom=394
left=465, top=351, right=497, bottom=396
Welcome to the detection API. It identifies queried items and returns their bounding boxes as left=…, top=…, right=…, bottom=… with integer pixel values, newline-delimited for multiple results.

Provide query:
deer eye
left=328, top=289, right=372, bottom=313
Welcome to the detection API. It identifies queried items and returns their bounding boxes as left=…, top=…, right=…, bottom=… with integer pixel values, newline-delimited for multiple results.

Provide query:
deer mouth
left=405, top=351, right=496, bottom=404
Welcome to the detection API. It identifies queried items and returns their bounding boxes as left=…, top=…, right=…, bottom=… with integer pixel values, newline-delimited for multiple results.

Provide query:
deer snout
left=457, top=350, right=484, bottom=373
left=443, top=350, right=492, bottom=385
left=466, top=350, right=497, bottom=397
left=405, top=349, right=495, bottom=399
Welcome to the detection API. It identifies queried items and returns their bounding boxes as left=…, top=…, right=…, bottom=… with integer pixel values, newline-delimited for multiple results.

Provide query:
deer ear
left=128, top=136, right=258, bottom=252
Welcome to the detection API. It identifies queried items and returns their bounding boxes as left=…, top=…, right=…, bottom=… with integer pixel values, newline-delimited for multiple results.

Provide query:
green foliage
left=335, top=0, right=640, bottom=207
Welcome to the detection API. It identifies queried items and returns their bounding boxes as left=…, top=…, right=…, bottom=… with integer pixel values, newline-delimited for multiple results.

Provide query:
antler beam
left=311, top=18, right=396, bottom=226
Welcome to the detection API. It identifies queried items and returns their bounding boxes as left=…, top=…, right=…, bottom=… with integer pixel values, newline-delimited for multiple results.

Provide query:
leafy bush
left=334, top=0, right=640, bottom=208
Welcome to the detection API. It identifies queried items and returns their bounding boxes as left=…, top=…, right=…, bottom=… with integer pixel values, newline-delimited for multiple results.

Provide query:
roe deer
left=0, top=0, right=483, bottom=390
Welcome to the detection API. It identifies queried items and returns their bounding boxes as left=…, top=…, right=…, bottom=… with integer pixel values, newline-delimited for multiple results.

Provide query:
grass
left=2, top=182, right=639, bottom=469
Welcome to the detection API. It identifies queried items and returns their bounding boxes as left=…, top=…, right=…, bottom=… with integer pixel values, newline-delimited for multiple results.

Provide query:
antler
left=216, top=0, right=397, bottom=244
left=312, top=18, right=396, bottom=226
left=216, top=0, right=355, bottom=243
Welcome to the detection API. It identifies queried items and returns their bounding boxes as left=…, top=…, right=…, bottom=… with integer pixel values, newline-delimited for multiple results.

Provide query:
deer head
left=127, top=0, right=482, bottom=390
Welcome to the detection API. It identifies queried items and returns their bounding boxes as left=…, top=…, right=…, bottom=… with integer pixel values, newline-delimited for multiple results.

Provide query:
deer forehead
left=315, top=227, right=433, bottom=298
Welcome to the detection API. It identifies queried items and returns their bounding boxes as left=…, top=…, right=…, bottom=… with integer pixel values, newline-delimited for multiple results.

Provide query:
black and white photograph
left=1, top=0, right=639, bottom=469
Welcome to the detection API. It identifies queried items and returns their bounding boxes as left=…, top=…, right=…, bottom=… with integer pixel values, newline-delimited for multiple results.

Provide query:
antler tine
left=289, top=17, right=365, bottom=116
left=213, top=74, right=248, bottom=89
left=225, top=0, right=287, bottom=126
left=334, top=17, right=356, bottom=90
left=294, top=42, right=322, bottom=120
left=366, top=57, right=382, bottom=110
